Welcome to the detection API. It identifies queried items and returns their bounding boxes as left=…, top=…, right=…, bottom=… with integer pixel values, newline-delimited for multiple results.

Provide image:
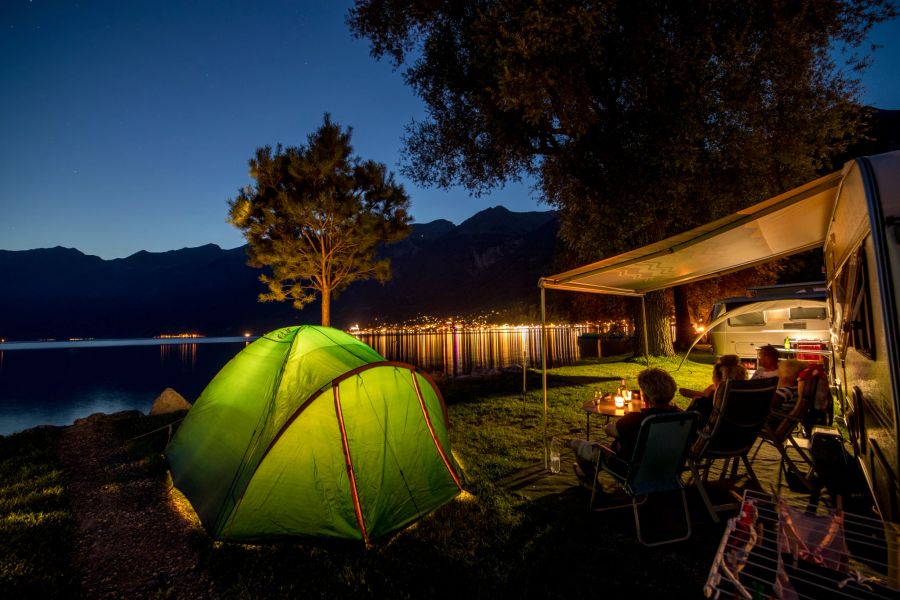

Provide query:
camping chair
left=798, top=364, right=833, bottom=434
left=688, top=377, right=778, bottom=523
left=590, top=411, right=700, bottom=547
left=751, top=370, right=824, bottom=493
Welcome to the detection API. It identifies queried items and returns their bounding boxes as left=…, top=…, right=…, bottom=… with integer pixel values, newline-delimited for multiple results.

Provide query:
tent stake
left=541, top=286, right=548, bottom=470
left=641, top=294, right=650, bottom=367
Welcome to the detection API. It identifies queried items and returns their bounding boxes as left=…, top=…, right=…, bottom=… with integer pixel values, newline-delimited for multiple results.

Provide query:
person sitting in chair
left=681, top=355, right=747, bottom=427
left=751, top=345, right=780, bottom=379
left=571, top=368, right=680, bottom=485
left=770, top=359, right=807, bottom=418
left=679, top=354, right=745, bottom=400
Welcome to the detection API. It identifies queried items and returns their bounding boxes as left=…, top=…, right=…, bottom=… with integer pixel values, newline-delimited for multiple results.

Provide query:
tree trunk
left=633, top=289, right=675, bottom=357
left=320, top=287, right=331, bottom=327
left=673, top=285, right=694, bottom=351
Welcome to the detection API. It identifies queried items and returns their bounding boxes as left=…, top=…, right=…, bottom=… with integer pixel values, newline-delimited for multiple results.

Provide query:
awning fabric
left=539, top=171, right=843, bottom=296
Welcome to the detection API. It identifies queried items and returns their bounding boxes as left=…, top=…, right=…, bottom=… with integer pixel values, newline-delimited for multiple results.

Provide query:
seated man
left=770, top=358, right=807, bottom=418
left=571, top=367, right=681, bottom=485
left=751, top=345, right=780, bottom=379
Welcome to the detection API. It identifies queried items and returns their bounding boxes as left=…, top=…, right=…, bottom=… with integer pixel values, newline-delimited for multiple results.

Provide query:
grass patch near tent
left=447, top=354, right=714, bottom=480
left=0, top=427, right=78, bottom=598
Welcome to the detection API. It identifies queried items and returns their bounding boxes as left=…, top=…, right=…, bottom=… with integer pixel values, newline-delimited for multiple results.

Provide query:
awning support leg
left=641, top=294, right=650, bottom=367
left=541, top=286, right=548, bottom=470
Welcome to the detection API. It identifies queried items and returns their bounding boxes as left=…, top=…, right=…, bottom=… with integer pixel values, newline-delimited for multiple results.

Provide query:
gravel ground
left=58, top=412, right=218, bottom=599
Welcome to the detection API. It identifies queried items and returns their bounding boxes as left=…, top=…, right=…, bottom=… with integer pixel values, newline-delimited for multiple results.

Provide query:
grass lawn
left=0, top=427, right=79, bottom=598
left=0, top=353, right=725, bottom=599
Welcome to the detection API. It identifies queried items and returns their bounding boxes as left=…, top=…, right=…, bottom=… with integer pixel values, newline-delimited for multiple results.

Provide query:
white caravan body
left=707, top=297, right=830, bottom=363
left=826, top=152, right=900, bottom=523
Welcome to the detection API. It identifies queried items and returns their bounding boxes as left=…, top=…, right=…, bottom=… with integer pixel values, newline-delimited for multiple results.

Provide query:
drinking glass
left=550, top=438, right=561, bottom=473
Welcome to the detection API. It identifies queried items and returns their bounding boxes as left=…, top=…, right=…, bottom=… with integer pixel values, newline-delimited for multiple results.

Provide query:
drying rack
left=704, top=489, right=900, bottom=599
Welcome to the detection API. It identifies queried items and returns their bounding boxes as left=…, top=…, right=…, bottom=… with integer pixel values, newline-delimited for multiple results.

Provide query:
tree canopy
left=228, top=115, right=410, bottom=326
left=350, top=0, right=896, bottom=354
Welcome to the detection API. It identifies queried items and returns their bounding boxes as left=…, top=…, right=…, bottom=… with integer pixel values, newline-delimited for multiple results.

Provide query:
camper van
left=706, top=283, right=831, bottom=369
left=826, top=152, right=900, bottom=524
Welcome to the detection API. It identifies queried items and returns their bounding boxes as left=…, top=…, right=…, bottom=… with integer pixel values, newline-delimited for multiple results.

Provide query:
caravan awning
left=539, top=171, right=843, bottom=296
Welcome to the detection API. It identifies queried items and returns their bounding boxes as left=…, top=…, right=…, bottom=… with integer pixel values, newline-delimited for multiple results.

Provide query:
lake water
left=0, top=326, right=595, bottom=436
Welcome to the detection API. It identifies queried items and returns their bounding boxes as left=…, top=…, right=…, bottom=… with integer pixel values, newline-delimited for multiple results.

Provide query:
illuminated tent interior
left=166, top=325, right=463, bottom=544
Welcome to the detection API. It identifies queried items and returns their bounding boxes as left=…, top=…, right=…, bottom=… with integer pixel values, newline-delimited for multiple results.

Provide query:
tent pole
left=641, top=294, right=650, bottom=367
left=541, top=286, right=548, bottom=470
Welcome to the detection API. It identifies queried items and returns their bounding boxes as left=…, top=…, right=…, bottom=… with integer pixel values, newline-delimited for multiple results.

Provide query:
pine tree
left=228, top=115, right=410, bottom=326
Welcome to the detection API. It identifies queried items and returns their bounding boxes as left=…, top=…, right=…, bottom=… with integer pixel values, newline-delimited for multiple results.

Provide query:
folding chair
left=798, top=364, right=833, bottom=434
left=688, top=377, right=778, bottom=523
left=590, top=411, right=700, bottom=546
left=753, top=373, right=822, bottom=493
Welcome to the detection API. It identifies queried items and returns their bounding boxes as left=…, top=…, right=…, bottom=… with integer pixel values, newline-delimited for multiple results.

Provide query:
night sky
left=2, top=1, right=898, bottom=259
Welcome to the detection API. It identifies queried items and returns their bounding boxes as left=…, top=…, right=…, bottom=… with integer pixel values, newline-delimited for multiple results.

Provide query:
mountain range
left=0, top=206, right=559, bottom=340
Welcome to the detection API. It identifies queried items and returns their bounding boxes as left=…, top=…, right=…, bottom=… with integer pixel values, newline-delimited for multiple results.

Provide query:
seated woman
left=570, top=368, right=680, bottom=485
left=682, top=355, right=747, bottom=426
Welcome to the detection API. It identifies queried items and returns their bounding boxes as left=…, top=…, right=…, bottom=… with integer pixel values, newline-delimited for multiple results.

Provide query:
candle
left=614, top=395, right=625, bottom=408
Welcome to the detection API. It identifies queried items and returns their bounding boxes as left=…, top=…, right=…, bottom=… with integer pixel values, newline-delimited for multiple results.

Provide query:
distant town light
left=156, top=333, right=204, bottom=339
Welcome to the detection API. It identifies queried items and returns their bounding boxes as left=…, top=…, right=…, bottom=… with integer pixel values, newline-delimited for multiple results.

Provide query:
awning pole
left=541, top=286, right=548, bottom=470
left=641, top=294, right=650, bottom=367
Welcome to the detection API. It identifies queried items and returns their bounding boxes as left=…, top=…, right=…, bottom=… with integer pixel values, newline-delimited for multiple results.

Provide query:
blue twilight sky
left=1, top=2, right=898, bottom=260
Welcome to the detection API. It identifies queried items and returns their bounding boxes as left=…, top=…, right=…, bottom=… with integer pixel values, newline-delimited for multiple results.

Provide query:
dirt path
left=58, top=413, right=218, bottom=599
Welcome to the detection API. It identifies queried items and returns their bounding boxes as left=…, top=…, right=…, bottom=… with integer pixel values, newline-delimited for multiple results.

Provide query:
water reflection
left=159, top=343, right=199, bottom=370
left=353, top=325, right=597, bottom=377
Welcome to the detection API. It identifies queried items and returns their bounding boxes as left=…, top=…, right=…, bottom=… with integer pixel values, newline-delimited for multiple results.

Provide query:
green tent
left=166, top=325, right=463, bottom=544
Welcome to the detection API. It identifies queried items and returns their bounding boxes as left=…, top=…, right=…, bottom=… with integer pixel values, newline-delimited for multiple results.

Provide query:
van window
left=850, top=253, right=875, bottom=358
left=790, top=307, right=827, bottom=320
left=837, top=247, right=875, bottom=359
left=728, top=312, right=766, bottom=326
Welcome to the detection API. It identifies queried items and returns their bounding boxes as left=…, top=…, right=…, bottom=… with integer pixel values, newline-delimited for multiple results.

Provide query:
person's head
left=777, top=359, right=806, bottom=387
left=712, top=354, right=747, bottom=387
left=637, top=368, right=677, bottom=407
left=758, top=345, right=780, bottom=371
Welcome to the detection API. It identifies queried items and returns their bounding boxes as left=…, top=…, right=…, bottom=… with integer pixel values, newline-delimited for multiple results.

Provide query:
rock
left=150, top=388, right=192, bottom=415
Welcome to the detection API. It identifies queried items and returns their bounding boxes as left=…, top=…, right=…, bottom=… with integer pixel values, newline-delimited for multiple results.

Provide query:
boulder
left=150, top=388, right=192, bottom=415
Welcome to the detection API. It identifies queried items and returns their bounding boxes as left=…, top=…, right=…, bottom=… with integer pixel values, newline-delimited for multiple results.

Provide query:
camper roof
left=717, top=290, right=827, bottom=307
left=746, top=281, right=827, bottom=297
